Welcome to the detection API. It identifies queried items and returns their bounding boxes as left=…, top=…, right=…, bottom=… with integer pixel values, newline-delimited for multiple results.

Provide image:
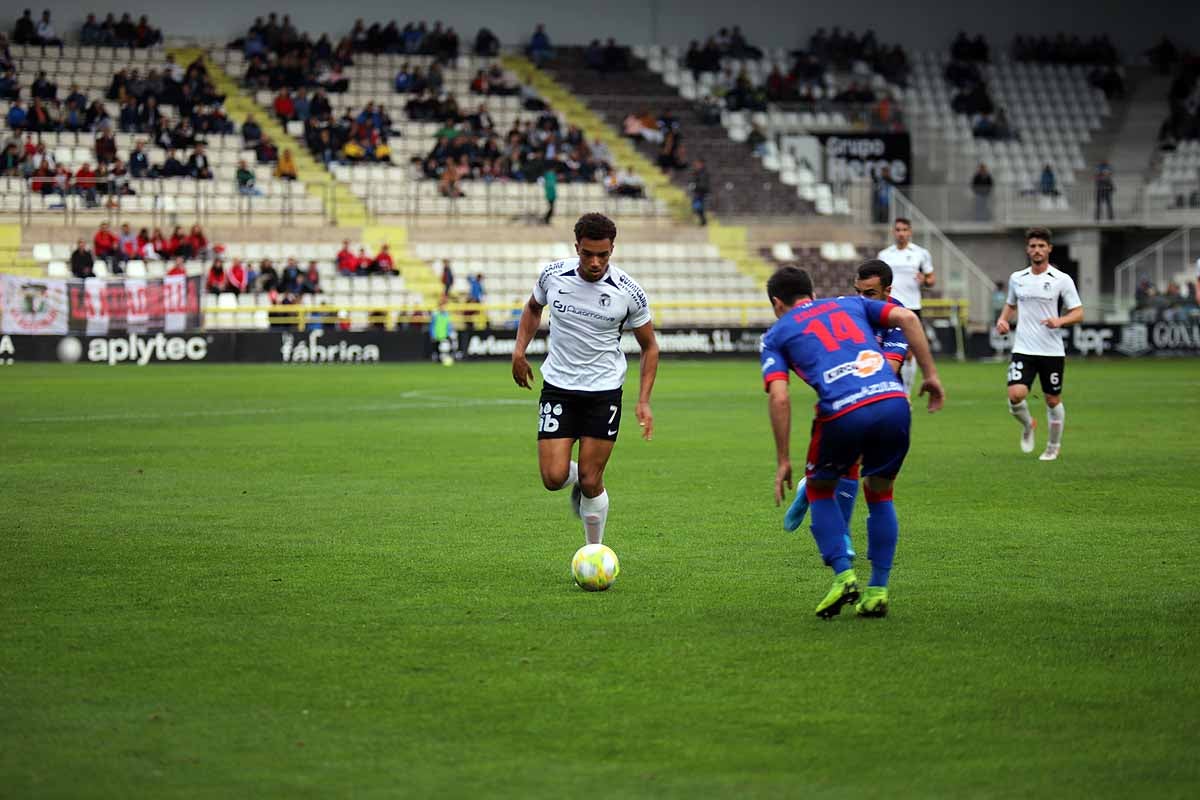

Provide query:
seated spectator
left=95, top=131, right=118, bottom=165
left=187, top=145, right=212, bottom=179
left=74, top=162, right=99, bottom=207
left=279, top=258, right=303, bottom=293
left=150, top=227, right=169, bottom=258
left=116, top=223, right=138, bottom=264
left=34, top=10, right=63, bottom=52
left=257, top=259, right=279, bottom=293
left=236, top=160, right=261, bottom=196
left=12, top=9, right=36, bottom=44
left=273, top=90, right=295, bottom=121
left=242, top=114, right=263, bottom=146
left=275, top=148, right=298, bottom=180
left=227, top=259, right=249, bottom=295
left=187, top=225, right=209, bottom=261
left=128, top=141, right=150, bottom=178
left=0, top=142, right=21, bottom=175
left=70, top=240, right=95, bottom=279
left=166, top=257, right=187, bottom=277
left=335, top=240, right=357, bottom=275
left=256, top=137, right=279, bottom=164
left=608, top=167, right=645, bottom=197
left=158, top=149, right=187, bottom=178
left=302, top=262, right=321, bottom=294
left=93, top=221, right=118, bottom=261
left=372, top=244, right=398, bottom=275
left=206, top=260, right=229, bottom=294
left=31, top=70, right=56, bottom=101
left=5, top=100, right=25, bottom=131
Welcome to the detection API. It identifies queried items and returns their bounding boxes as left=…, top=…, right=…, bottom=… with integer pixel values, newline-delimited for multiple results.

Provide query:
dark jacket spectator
left=70, top=241, right=95, bottom=278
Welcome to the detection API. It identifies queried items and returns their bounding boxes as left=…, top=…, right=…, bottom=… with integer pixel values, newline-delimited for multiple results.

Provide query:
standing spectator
left=527, top=24, right=553, bottom=66
left=540, top=164, right=557, bottom=225
left=1039, top=163, right=1058, bottom=197
left=70, top=240, right=95, bottom=278
left=466, top=271, right=485, bottom=327
left=440, top=260, right=454, bottom=297
left=428, top=297, right=455, bottom=362
left=872, top=166, right=894, bottom=224
left=971, top=163, right=994, bottom=221
left=1095, top=161, right=1114, bottom=221
left=690, top=159, right=710, bottom=226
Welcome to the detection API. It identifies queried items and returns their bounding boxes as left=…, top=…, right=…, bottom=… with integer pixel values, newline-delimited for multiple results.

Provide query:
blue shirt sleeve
left=760, top=328, right=789, bottom=391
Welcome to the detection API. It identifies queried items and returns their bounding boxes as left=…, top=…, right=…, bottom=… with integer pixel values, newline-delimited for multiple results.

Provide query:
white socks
left=580, top=490, right=609, bottom=544
left=1047, top=404, right=1065, bottom=447
left=557, top=460, right=578, bottom=491
left=1009, top=399, right=1033, bottom=428
left=901, top=358, right=918, bottom=392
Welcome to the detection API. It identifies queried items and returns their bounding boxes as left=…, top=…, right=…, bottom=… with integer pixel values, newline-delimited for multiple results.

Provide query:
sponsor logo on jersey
left=761, top=356, right=776, bottom=373
left=822, top=350, right=885, bottom=383
left=551, top=299, right=618, bottom=322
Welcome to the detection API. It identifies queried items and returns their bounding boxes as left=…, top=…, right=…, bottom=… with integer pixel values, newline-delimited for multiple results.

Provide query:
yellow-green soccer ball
left=571, top=544, right=620, bottom=591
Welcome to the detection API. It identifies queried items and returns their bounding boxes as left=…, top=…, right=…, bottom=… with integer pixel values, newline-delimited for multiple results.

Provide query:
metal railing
left=890, top=188, right=994, bottom=330
left=1113, top=227, right=1196, bottom=316
left=15, top=177, right=328, bottom=226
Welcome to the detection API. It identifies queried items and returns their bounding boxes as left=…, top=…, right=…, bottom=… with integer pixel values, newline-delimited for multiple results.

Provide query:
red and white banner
left=67, top=274, right=202, bottom=334
left=0, top=275, right=70, bottom=334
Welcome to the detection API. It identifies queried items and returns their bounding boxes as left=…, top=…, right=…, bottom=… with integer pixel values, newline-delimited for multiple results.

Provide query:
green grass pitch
left=1, top=359, right=1198, bottom=798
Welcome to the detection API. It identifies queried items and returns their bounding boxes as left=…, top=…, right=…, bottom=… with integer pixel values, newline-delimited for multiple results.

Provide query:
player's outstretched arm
left=632, top=321, right=658, bottom=440
left=891, top=307, right=945, bottom=412
left=511, top=296, right=543, bottom=389
left=767, top=380, right=793, bottom=505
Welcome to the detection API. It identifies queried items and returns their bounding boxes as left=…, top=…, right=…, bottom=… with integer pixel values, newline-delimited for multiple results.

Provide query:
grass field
left=2, top=358, right=1199, bottom=798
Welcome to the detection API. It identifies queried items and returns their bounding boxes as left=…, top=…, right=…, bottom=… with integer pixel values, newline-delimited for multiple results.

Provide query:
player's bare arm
left=1042, top=304, right=1084, bottom=329
left=995, top=302, right=1017, bottom=335
left=890, top=308, right=945, bottom=412
left=767, top=380, right=793, bottom=505
left=923, top=269, right=936, bottom=289
left=512, top=295, right=544, bottom=389
left=632, top=321, right=658, bottom=441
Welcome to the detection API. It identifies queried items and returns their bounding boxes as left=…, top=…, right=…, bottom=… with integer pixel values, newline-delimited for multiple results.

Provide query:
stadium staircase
left=171, top=47, right=369, bottom=228
left=505, top=53, right=774, bottom=283
left=0, top=225, right=38, bottom=276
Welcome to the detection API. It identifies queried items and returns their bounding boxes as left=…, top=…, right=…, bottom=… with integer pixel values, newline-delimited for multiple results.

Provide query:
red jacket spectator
left=206, top=262, right=228, bottom=293
left=336, top=243, right=358, bottom=275
left=187, top=226, right=207, bottom=258
left=166, top=258, right=187, bottom=276
left=151, top=228, right=169, bottom=256
left=273, top=91, right=295, bottom=121
left=93, top=224, right=118, bottom=258
left=374, top=247, right=394, bottom=272
left=356, top=248, right=372, bottom=273
left=74, top=164, right=96, bottom=189
left=227, top=260, right=249, bottom=293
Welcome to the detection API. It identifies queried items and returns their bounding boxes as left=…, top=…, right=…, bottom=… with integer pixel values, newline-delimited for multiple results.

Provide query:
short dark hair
left=574, top=213, right=617, bottom=244
left=894, top=217, right=912, bottom=227
left=766, top=266, right=814, bottom=306
left=856, top=259, right=893, bottom=288
left=1025, top=226, right=1052, bottom=244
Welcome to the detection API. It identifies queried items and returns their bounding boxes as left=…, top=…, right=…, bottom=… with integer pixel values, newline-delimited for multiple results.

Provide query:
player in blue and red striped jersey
left=761, top=266, right=944, bottom=618
left=784, top=260, right=911, bottom=537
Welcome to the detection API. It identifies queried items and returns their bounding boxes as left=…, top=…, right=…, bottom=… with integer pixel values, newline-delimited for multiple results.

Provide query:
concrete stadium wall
left=27, top=0, right=1199, bottom=56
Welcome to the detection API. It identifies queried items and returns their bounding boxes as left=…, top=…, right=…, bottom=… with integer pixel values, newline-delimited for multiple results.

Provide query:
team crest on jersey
left=599, top=293, right=612, bottom=307
left=1043, top=281, right=1051, bottom=290
left=822, top=350, right=885, bottom=383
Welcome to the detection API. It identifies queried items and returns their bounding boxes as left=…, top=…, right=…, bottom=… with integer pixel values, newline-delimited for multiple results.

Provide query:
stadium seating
left=906, top=51, right=1107, bottom=189
left=206, top=48, right=668, bottom=220
left=759, top=241, right=877, bottom=298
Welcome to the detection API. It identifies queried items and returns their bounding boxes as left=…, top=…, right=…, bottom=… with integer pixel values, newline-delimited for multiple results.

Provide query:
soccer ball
left=571, top=544, right=620, bottom=591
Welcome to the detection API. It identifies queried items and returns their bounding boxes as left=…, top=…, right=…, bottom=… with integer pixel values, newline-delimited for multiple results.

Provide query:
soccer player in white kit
left=877, top=218, right=935, bottom=390
left=995, top=227, right=1084, bottom=461
left=511, top=213, right=660, bottom=545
